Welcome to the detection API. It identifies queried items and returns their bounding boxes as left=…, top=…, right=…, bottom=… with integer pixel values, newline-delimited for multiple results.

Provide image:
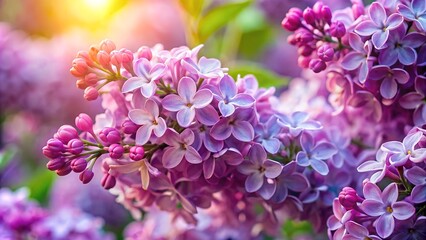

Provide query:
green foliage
left=228, top=63, right=288, bottom=88
left=282, top=220, right=314, bottom=239
left=0, top=147, right=15, bottom=171
left=179, top=0, right=205, bottom=17
left=20, top=169, right=56, bottom=205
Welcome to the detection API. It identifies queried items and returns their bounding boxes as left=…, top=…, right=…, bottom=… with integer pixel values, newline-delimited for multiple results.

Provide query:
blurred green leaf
left=0, top=147, right=15, bottom=170
left=198, top=0, right=252, bottom=42
left=282, top=220, right=314, bottom=239
left=179, top=0, right=205, bottom=17
left=228, top=63, right=288, bottom=88
left=21, top=169, right=56, bottom=204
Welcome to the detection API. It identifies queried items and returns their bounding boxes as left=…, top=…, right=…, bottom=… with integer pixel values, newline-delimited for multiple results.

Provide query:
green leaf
left=228, top=63, right=288, bottom=88
left=282, top=220, right=314, bottom=238
left=198, top=0, right=252, bottom=42
left=179, top=0, right=205, bottom=17
left=21, top=169, right=56, bottom=204
left=0, top=147, right=15, bottom=170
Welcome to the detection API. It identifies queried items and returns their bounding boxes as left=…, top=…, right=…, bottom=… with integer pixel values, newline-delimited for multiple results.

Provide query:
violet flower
left=327, top=128, right=357, bottom=168
left=270, top=161, right=309, bottom=203
left=277, top=111, right=322, bottom=137
left=128, top=99, right=167, bottom=145
left=181, top=56, right=226, bottom=79
left=122, top=58, right=166, bottom=97
left=162, top=77, right=213, bottom=127
left=359, top=182, right=415, bottom=238
left=215, top=75, right=255, bottom=117
left=400, top=76, right=426, bottom=126
left=341, top=33, right=373, bottom=83
left=327, top=199, right=354, bottom=240
left=398, top=0, right=426, bottom=31
left=161, top=129, right=202, bottom=169
left=254, top=115, right=282, bottom=154
left=355, top=2, right=403, bottom=49
left=405, top=166, right=426, bottom=203
left=203, top=148, right=244, bottom=179
left=378, top=25, right=426, bottom=66
left=357, top=149, right=387, bottom=184
left=238, top=144, right=282, bottom=200
left=381, top=131, right=426, bottom=166
left=368, top=65, right=409, bottom=99
left=343, top=221, right=381, bottom=240
left=391, top=216, right=426, bottom=240
left=296, top=132, right=337, bottom=176
left=210, top=108, right=255, bottom=142
left=109, top=159, right=159, bottom=190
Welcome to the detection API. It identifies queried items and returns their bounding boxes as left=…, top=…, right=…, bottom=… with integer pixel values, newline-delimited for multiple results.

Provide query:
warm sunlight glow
left=84, top=0, right=110, bottom=10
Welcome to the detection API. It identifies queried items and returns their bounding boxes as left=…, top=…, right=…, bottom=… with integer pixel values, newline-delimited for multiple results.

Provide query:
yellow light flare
left=84, top=0, right=110, bottom=10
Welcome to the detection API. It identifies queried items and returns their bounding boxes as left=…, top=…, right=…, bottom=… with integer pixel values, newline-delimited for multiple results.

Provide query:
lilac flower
left=378, top=25, right=426, bottom=66
left=181, top=56, right=226, bottom=79
left=110, top=159, right=159, bottom=190
left=355, top=2, right=403, bottom=49
left=128, top=99, right=167, bottom=145
left=122, top=58, right=166, bottom=97
left=341, top=33, right=373, bottom=83
left=368, top=65, right=409, bottom=99
left=210, top=108, right=255, bottom=142
left=277, top=111, right=322, bottom=137
left=215, top=75, right=255, bottom=117
left=343, top=221, right=381, bottom=240
left=391, top=216, right=426, bottom=240
left=381, top=131, right=426, bottom=166
left=270, top=161, right=309, bottom=203
left=357, top=149, right=387, bottom=184
left=400, top=76, right=426, bottom=126
left=296, top=133, right=337, bottom=175
left=405, top=166, right=426, bottom=203
left=161, top=129, right=202, bottom=169
left=327, top=128, right=357, bottom=168
left=398, top=0, right=426, bottom=31
left=255, top=115, right=282, bottom=154
left=162, top=77, right=213, bottom=127
left=238, top=144, right=282, bottom=200
left=203, top=148, right=244, bottom=179
left=360, top=182, right=415, bottom=238
left=327, top=199, right=354, bottom=240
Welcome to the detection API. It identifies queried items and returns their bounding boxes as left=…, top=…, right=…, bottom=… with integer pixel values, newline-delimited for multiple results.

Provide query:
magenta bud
left=75, top=113, right=93, bottom=132
left=46, top=158, right=65, bottom=171
left=56, top=164, right=72, bottom=176
left=282, top=8, right=303, bottom=31
left=71, top=158, right=87, bottom=173
left=338, top=187, right=361, bottom=210
left=296, top=31, right=314, bottom=44
left=84, top=86, right=99, bottom=101
left=137, top=46, right=153, bottom=60
left=46, top=138, right=65, bottom=153
left=79, top=169, right=94, bottom=184
left=303, top=7, right=316, bottom=26
left=109, top=144, right=124, bottom=159
left=122, top=119, right=139, bottom=134
left=99, top=127, right=121, bottom=145
left=317, top=44, right=334, bottom=62
left=43, top=147, right=59, bottom=159
left=99, top=39, right=116, bottom=53
left=287, top=34, right=298, bottom=45
left=67, top=139, right=84, bottom=155
left=56, top=125, right=78, bottom=144
left=298, top=45, right=315, bottom=57
left=101, top=174, right=116, bottom=189
left=298, top=56, right=311, bottom=68
left=320, top=6, right=332, bottom=24
left=84, top=73, right=98, bottom=86
left=129, top=146, right=145, bottom=161
left=312, top=1, right=324, bottom=15
left=120, top=49, right=134, bottom=73
left=329, top=21, right=346, bottom=38
left=71, top=58, right=88, bottom=76
left=309, top=59, right=327, bottom=73
left=97, top=50, right=111, bottom=69
left=352, top=3, right=364, bottom=20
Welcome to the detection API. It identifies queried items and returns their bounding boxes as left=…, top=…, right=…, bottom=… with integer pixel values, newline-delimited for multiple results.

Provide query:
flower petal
left=376, top=214, right=394, bottom=238
left=380, top=77, right=398, bottom=99
left=210, top=118, right=232, bottom=140
left=403, top=131, right=423, bottom=150
left=372, top=30, right=389, bottom=49
left=231, top=93, right=255, bottom=107
left=248, top=144, right=267, bottom=166
left=140, top=81, right=157, bottom=98
left=129, top=109, right=151, bottom=125
left=122, top=77, right=144, bottom=93
left=378, top=47, right=398, bottom=65
left=245, top=172, right=264, bottom=192
left=296, top=152, right=310, bottom=167
left=312, top=142, right=338, bottom=159
left=232, top=120, right=254, bottom=142
left=135, top=124, right=154, bottom=145
left=399, top=92, right=423, bottom=109
left=193, top=89, right=213, bottom=108
left=310, top=159, right=329, bottom=175
left=405, top=166, right=426, bottom=185
left=382, top=183, right=398, bottom=205
left=363, top=182, right=382, bottom=201
left=360, top=199, right=385, bottom=216
left=257, top=180, right=276, bottom=200
left=369, top=2, right=386, bottom=26
left=355, top=21, right=379, bottom=36
left=219, top=75, right=237, bottom=98
left=185, top=146, right=202, bottom=164
left=162, top=147, right=185, bottom=168
left=203, top=157, right=215, bottom=179
left=386, top=13, right=404, bottom=30
left=345, top=221, right=369, bottom=237
left=411, top=185, right=426, bottom=203
left=176, top=107, right=196, bottom=127
left=264, top=160, right=282, bottom=178
left=153, top=117, right=167, bottom=137
left=218, top=101, right=235, bottom=117
left=178, top=77, right=196, bottom=103
left=397, top=46, right=417, bottom=65
left=162, top=94, right=185, bottom=112
left=341, top=52, right=364, bottom=70
left=195, top=105, right=219, bottom=126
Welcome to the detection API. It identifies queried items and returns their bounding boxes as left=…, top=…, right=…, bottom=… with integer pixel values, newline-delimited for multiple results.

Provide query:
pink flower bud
left=287, top=34, right=298, bottom=45
left=67, top=139, right=84, bottom=155
left=298, top=56, right=311, bottom=68
left=46, top=157, right=65, bottom=171
left=298, top=45, right=315, bottom=57
left=338, top=187, right=361, bottom=210
left=312, top=1, right=324, bottom=15
left=71, top=158, right=87, bottom=173
left=84, top=86, right=99, bottom=101
left=100, top=39, right=116, bottom=53
left=303, top=7, right=316, bottom=26
left=56, top=125, right=78, bottom=144
left=109, top=144, right=124, bottom=159
left=129, top=146, right=145, bottom=161
left=84, top=73, right=98, bottom=85
left=296, top=31, right=314, bottom=44
left=317, top=44, right=334, bottom=62
left=352, top=3, right=364, bottom=20
left=99, top=127, right=121, bottom=145
left=89, top=46, right=100, bottom=61
left=329, top=21, right=346, bottom=38
left=43, top=146, right=59, bottom=159
left=75, top=113, right=93, bottom=132
left=71, top=58, right=88, bottom=77
left=77, top=51, right=95, bottom=67
left=309, top=59, right=327, bottom=73
left=122, top=119, right=138, bottom=134
left=137, top=46, right=153, bottom=60
left=281, top=8, right=303, bottom=31
left=97, top=50, right=112, bottom=70
left=120, top=49, right=134, bottom=73
left=110, top=50, right=122, bottom=68
left=46, top=138, right=65, bottom=153
left=320, top=6, right=332, bottom=24
left=56, top=164, right=72, bottom=176
left=101, top=174, right=116, bottom=189
left=76, top=79, right=88, bottom=89
left=79, top=169, right=94, bottom=184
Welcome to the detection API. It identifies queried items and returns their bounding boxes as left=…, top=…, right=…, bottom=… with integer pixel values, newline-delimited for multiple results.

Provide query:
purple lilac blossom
left=397, top=0, right=426, bottom=31
left=381, top=131, right=426, bottom=165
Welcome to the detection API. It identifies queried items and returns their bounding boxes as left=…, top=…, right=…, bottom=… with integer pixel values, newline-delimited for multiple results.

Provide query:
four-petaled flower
left=210, top=108, right=255, bottom=142
left=359, top=182, right=415, bottom=238
left=357, top=149, right=387, bottom=184
left=368, top=65, right=409, bottom=99
left=181, top=56, right=226, bottom=79
left=398, top=0, right=426, bottom=31
left=405, top=166, right=426, bottom=203
left=355, top=2, right=404, bottom=49
left=343, top=221, right=381, bottom=240
left=161, top=129, right=202, bottom=169
left=255, top=115, right=282, bottom=154
left=162, top=77, right=213, bottom=127
left=203, top=148, right=244, bottom=179
left=128, top=99, right=167, bottom=145
left=296, top=132, right=337, bottom=175
left=341, top=33, right=374, bottom=83
left=277, top=111, right=322, bottom=137
left=238, top=144, right=282, bottom=200
left=122, top=58, right=166, bottom=97
left=400, top=76, right=426, bottom=126
left=381, top=131, right=426, bottom=166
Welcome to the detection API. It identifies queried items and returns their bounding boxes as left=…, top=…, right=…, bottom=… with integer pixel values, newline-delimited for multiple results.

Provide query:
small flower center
left=186, top=103, right=193, bottom=107
left=258, top=166, right=266, bottom=173
left=152, top=119, right=158, bottom=125
left=180, top=143, right=187, bottom=150
left=364, top=237, right=372, bottom=240
left=386, top=206, right=393, bottom=213
left=407, top=150, right=412, bottom=155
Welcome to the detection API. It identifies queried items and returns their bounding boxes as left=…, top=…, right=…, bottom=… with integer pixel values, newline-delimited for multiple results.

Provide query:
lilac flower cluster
left=282, top=0, right=426, bottom=124
left=0, top=188, right=112, bottom=240
left=327, top=127, right=426, bottom=239
left=43, top=40, right=347, bottom=232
